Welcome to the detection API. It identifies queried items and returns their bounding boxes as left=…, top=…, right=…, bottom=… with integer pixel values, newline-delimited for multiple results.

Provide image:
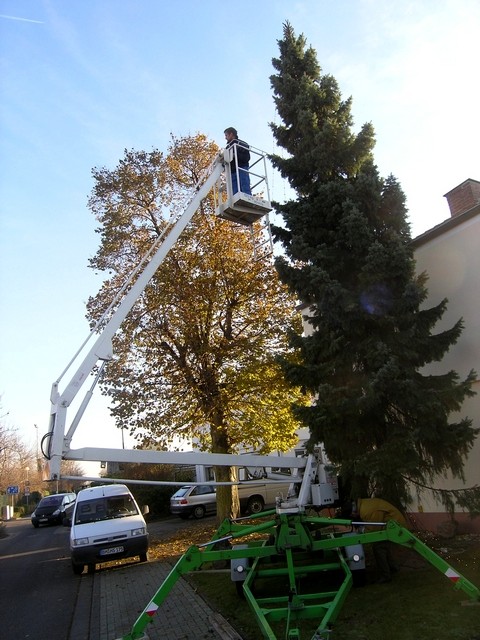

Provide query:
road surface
left=0, top=517, right=88, bottom=639
left=0, top=515, right=211, bottom=639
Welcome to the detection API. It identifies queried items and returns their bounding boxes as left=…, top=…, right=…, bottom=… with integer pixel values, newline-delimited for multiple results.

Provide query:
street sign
left=24, top=487, right=31, bottom=496
left=7, top=485, right=19, bottom=495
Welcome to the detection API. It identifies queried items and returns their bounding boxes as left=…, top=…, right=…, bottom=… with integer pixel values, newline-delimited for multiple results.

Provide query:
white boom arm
left=60, top=448, right=338, bottom=512
left=45, top=152, right=227, bottom=480
left=45, top=143, right=274, bottom=482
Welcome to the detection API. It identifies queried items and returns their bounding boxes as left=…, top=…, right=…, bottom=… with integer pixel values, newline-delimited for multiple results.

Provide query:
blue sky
left=1, top=0, right=479, bottom=469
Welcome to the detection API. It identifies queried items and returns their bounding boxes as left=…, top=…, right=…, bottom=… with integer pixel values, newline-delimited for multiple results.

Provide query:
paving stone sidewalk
left=92, top=560, right=243, bottom=640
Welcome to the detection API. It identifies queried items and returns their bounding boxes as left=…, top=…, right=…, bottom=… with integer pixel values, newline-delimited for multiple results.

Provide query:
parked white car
left=170, top=479, right=292, bottom=519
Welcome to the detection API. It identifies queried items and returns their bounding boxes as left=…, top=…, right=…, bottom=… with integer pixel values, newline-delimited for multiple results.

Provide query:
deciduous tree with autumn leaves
left=86, top=133, right=306, bottom=520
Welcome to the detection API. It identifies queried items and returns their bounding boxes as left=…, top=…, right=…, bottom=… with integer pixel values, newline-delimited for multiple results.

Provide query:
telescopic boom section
left=44, top=146, right=273, bottom=481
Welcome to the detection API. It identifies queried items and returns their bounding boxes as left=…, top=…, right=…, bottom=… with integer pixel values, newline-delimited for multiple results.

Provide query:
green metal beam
left=118, top=513, right=479, bottom=640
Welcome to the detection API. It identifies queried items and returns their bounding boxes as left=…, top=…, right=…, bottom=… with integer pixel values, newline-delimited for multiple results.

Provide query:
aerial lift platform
left=214, top=142, right=273, bottom=226
left=40, top=141, right=479, bottom=640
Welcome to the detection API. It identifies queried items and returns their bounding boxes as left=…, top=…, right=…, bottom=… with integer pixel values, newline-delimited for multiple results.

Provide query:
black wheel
left=32, top=522, right=39, bottom=528
left=139, top=552, right=148, bottom=563
left=87, top=563, right=95, bottom=574
left=247, top=496, right=264, bottom=515
left=72, top=562, right=84, bottom=575
left=193, top=505, right=206, bottom=519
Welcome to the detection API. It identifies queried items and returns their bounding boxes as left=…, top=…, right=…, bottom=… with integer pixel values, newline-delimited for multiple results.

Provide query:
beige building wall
left=412, top=203, right=480, bottom=533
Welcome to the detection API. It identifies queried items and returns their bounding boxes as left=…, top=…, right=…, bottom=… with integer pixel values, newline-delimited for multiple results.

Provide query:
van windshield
left=74, top=495, right=139, bottom=525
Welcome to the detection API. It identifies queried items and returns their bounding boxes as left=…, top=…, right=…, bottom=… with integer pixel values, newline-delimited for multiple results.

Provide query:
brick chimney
left=444, top=179, right=480, bottom=217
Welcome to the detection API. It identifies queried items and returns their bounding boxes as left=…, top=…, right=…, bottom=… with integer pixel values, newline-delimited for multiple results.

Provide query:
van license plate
left=100, top=546, right=124, bottom=556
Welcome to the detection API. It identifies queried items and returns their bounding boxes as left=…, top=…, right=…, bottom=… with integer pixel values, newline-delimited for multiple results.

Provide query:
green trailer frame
left=117, top=510, right=480, bottom=640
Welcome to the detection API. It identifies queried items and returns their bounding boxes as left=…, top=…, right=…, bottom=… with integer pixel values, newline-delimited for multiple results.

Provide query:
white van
left=69, top=484, right=149, bottom=575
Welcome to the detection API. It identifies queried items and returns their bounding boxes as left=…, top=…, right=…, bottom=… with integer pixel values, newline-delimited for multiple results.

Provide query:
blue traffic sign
left=7, top=485, right=19, bottom=495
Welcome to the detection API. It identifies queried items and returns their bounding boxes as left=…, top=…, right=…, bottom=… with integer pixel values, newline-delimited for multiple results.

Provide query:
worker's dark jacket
left=226, top=138, right=250, bottom=172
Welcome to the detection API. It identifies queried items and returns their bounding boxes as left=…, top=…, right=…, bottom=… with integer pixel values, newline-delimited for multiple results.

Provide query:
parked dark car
left=31, top=493, right=76, bottom=527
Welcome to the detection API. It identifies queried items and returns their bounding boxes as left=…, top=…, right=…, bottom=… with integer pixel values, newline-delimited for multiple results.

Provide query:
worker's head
left=224, top=127, right=238, bottom=142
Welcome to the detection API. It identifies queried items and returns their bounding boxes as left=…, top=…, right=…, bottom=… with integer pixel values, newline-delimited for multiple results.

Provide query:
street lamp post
left=25, top=466, right=30, bottom=508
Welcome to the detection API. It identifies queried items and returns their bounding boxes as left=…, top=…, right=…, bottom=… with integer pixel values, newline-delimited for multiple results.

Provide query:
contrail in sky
left=0, top=14, right=44, bottom=24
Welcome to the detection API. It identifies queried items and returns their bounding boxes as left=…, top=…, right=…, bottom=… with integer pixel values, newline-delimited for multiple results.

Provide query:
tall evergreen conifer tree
left=269, top=22, right=478, bottom=508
